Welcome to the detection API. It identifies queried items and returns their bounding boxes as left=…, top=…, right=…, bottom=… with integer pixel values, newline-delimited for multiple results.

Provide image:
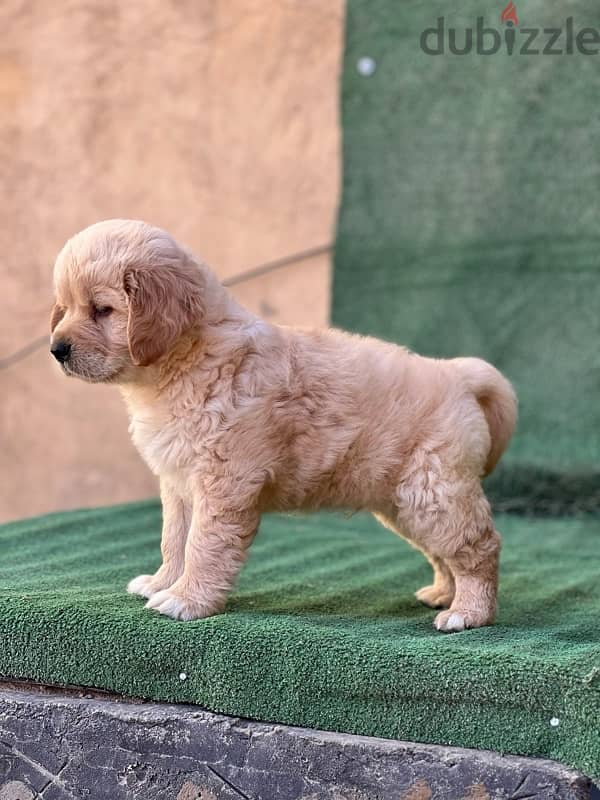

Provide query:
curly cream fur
left=51, top=219, right=517, bottom=631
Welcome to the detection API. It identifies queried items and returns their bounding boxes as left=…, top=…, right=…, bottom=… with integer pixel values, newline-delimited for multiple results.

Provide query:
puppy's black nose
left=51, top=340, right=71, bottom=363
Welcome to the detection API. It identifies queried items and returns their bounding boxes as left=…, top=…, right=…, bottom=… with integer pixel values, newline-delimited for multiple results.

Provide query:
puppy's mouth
left=62, top=358, right=121, bottom=384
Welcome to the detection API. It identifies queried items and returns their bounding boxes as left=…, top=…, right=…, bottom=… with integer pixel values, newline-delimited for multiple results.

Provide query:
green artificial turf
left=0, top=501, right=598, bottom=778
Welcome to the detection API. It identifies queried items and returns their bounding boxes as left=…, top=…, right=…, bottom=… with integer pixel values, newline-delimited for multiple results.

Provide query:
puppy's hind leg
left=433, top=525, right=500, bottom=633
left=395, top=472, right=501, bottom=632
left=127, top=478, right=190, bottom=599
left=414, top=555, right=455, bottom=609
left=373, top=513, right=455, bottom=609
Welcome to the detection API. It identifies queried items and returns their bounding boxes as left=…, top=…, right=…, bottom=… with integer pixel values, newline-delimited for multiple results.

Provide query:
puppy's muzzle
left=51, top=340, right=72, bottom=364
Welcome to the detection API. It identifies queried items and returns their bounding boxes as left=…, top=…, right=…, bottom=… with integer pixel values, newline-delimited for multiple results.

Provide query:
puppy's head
left=50, top=220, right=206, bottom=383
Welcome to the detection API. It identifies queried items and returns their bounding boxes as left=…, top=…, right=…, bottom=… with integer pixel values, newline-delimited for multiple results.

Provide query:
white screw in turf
left=179, top=672, right=187, bottom=681
left=357, top=56, right=377, bottom=76
left=550, top=717, right=560, bottom=727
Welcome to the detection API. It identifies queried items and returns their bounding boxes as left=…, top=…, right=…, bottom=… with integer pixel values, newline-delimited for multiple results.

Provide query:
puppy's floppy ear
left=123, top=258, right=205, bottom=367
left=50, top=303, right=65, bottom=333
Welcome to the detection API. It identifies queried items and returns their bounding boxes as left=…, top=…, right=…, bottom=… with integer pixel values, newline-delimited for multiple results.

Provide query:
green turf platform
left=0, top=501, right=598, bottom=779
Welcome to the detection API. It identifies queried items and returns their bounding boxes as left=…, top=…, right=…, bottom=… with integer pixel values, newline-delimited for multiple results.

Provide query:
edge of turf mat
left=0, top=501, right=598, bottom=780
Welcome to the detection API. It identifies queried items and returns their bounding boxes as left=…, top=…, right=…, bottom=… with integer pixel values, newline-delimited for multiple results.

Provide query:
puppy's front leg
left=146, top=493, right=259, bottom=621
left=127, top=478, right=190, bottom=599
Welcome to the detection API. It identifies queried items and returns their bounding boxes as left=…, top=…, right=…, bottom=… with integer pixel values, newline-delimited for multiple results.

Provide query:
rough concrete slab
left=0, top=683, right=593, bottom=800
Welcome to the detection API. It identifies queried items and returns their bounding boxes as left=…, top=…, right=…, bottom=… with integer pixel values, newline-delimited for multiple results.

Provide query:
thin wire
left=222, top=243, right=331, bottom=287
left=0, top=335, right=50, bottom=371
left=0, top=242, right=333, bottom=372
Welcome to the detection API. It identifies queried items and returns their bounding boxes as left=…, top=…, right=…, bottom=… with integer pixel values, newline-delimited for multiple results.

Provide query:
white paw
left=435, top=611, right=466, bottom=632
left=434, top=607, right=495, bottom=632
left=127, top=574, right=157, bottom=599
left=145, top=589, right=219, bottom=621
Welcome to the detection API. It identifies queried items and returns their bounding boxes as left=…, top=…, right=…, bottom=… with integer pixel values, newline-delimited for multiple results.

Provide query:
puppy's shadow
left=227, top=580, right=433, bottom=622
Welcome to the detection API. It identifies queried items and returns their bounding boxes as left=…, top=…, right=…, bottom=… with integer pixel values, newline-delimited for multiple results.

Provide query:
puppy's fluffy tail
left=454, top=357, right=518, bottom=476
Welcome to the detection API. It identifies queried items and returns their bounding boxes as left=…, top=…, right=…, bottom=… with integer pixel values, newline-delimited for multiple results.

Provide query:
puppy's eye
left=94, top=306, right=113, bottom=319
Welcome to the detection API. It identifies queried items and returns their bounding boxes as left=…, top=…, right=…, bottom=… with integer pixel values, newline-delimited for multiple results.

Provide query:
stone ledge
left=0, top=682, right=594, bottom=799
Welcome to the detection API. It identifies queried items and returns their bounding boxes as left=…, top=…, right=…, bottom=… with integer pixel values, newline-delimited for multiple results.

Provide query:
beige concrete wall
left=0, top=0, right=343, bottom=522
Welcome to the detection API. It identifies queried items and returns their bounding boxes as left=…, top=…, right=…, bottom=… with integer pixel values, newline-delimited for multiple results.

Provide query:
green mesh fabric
left=333, top=0, right=600, bottom=511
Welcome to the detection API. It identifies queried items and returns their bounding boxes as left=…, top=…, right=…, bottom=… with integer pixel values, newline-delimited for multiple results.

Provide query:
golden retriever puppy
left=50, top=219, right=517, bottom=631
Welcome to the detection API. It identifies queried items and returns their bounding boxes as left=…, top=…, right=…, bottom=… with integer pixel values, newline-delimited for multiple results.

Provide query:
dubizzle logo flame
left=501, top=1, right=519, bottom=26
